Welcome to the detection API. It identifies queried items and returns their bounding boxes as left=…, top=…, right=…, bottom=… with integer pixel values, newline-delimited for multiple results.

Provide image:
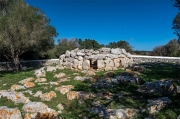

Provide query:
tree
left=78, top=39, right=103, bottom=50
left=55, top=38, right=79, bottom=56
left=151, top=45, right=167, bottom=56
left=151, top=39, right=180, bottom=57
left=107, top=40, right=133, bottom=53
left=0, top=0, right=57, bottom=71
left=172, top=0, right=180, bottom=42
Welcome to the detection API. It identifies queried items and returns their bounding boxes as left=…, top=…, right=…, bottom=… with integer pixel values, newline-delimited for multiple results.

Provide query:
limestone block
left=111, top=48, right=121, bottom=55
left=97, top=54, right=106, bottom=60
left=78, top=56, right=83, bottom=61
left=83, top=60, right=90, bottom=70
left=105, top=67, right=112, bottom=71
left=70, top=51, right=76, bottom=57
left=67, top=57, right=73, bottom=63
left=97, top=60, right=105, bottom=69
left=65, top=50, right=71, bottom=57
left=73, top=59, right=79, bottom=68
left=109, top=54, right=119, bottom=59
left=105, top=59, right=114, bottom=67
left=113, top=58, right=120, bottom=67
left=77, top=52, right=85, bottom=56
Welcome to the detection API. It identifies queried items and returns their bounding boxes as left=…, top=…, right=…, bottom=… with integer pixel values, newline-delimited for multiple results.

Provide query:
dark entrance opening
left=90, top=59, right=98, bottom=70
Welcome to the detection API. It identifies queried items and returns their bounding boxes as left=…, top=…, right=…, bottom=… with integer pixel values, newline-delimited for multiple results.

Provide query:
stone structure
left=1, top=52, right=180, bottom=71
left=59, top=48, right=133, bottom=71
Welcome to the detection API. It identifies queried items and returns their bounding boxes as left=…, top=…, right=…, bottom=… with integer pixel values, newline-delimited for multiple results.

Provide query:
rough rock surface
left=0, top=90, right=30, bottom=104
left=39, top=91, right=56, bottom=101
left=22, top=102, right=59, bottom=119
left=10, top=84, right=25, bottom=91
left=138, top=80, right=177, bottom=94
left=24, top=82, right=35, bottom=88
left=89, top=102, right=138, bottom=119
left=146, top=97, right=172, bottom=114
left=34, top=67, right=46, bottom=78
left=19, top=77, right=35, bottom=84
left=35, top=78, right=47, bottom=83
left=54, top=72, right=66, bottom=79
left=0, top=106, right=22, bottom=119
left=55, top=85, right=74, bottom=94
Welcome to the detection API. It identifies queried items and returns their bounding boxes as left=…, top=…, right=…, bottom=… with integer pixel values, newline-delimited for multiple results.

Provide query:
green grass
left=0, top=63, right=180, bottom=119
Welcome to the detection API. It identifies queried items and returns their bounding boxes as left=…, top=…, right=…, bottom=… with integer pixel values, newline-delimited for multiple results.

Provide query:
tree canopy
left=172, top=0, right=180, bottom=42
left=107, top=40, right=133, bottom=53
left=78, top=39, right=104, bottom=50
left=0, top=0, right=57, bottom=71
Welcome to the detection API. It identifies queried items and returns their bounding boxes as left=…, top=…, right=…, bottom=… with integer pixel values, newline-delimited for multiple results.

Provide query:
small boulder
left=55, top=85, right=74, bottom=94
left=54, top=73, right=66, bottom=79
left=0, top=106, right=22, bottom=119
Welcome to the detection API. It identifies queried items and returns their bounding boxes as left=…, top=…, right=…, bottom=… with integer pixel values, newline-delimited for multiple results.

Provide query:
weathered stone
left=49, top=82, right=59, bottom=85
left=34, top=67, right=46, bottom=78
left=147, top=97, right=172, bottom=114
left=105, top=58, right=114, bottom=67
left=22, top=102, right=58, bottom=119
left=24, top=82, right=35, bottom=88
left=70, top=51, right=76, bottom=57
left=57, top=78, right=69, bottom=83
left=57, top=103, right=64, bottom=112
left=73, top=59, right=79, bottom=68
left=19, top=77, right=35, bottom=84
left=67, top=91, right=80, bottom=100
left=111, top=48, right=121, bottom=55
left=105, top=67, right=112, bottom=71
left=137, top=80, right=177, bottom=94
left=109, top=54, right=119, bottom=59
left=74, top=76, right=92, bottom=81
left=78, top=56, right=83, bottom=61
left=113, top=58, right=120, bottom=67
left=23, top=90, right=34, bottom=95
left=0, top=91, right=30, bottom=104
left=46, top=66, right=57, bottom=72
left=77, top=52, right=85, bottom=56
left=40, top=91, right=57, bottom=101
left=35, top=78, right=47, bottom=83
left=97, top=60, right=105, bottom=69
left=10, top=84, right=25, bottom=91
left=33, top=91, right=42, bottom=97
left=65, top=50, right=71, bottom=57
left=0, top=106, right=22, bottom=119
left=81, top=70, right=95, bottom=76
left=54, top=72, right=66, bottom=79
left=83, top=60, right=90, bottom=70
left=55, top=85, right=74, bottom=94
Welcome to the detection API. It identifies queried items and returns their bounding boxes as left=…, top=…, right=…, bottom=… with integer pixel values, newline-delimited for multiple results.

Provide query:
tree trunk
left=11, top=55, right=21, bottom=72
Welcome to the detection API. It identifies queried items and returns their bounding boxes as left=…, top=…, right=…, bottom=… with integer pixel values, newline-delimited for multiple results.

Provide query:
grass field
left=0, top=62, right=180, bottom=119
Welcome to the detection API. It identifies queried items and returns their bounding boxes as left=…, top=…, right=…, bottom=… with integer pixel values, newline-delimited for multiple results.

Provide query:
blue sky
left=26, top=0, right=178, bottom=51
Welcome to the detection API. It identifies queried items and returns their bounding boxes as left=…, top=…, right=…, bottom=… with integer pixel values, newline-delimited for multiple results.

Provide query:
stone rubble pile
left=59, top=48, right=133, bottom=71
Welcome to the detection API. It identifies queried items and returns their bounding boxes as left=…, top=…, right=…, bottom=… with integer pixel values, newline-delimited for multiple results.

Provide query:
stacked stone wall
left=59, top=48, right=133, bottom=71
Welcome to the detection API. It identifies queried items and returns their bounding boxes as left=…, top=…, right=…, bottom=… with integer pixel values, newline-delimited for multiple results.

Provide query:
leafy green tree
left=0, top=0, right=57, bottom=71
left=172, top=0, right=180, bottom=42
left=56, top=38, right=79, bottom=56
left=151, top=39, right=180, bottom=57
left=107, top=40, right=133, bottom=53
left=78, top=39, right=103, bottom=50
